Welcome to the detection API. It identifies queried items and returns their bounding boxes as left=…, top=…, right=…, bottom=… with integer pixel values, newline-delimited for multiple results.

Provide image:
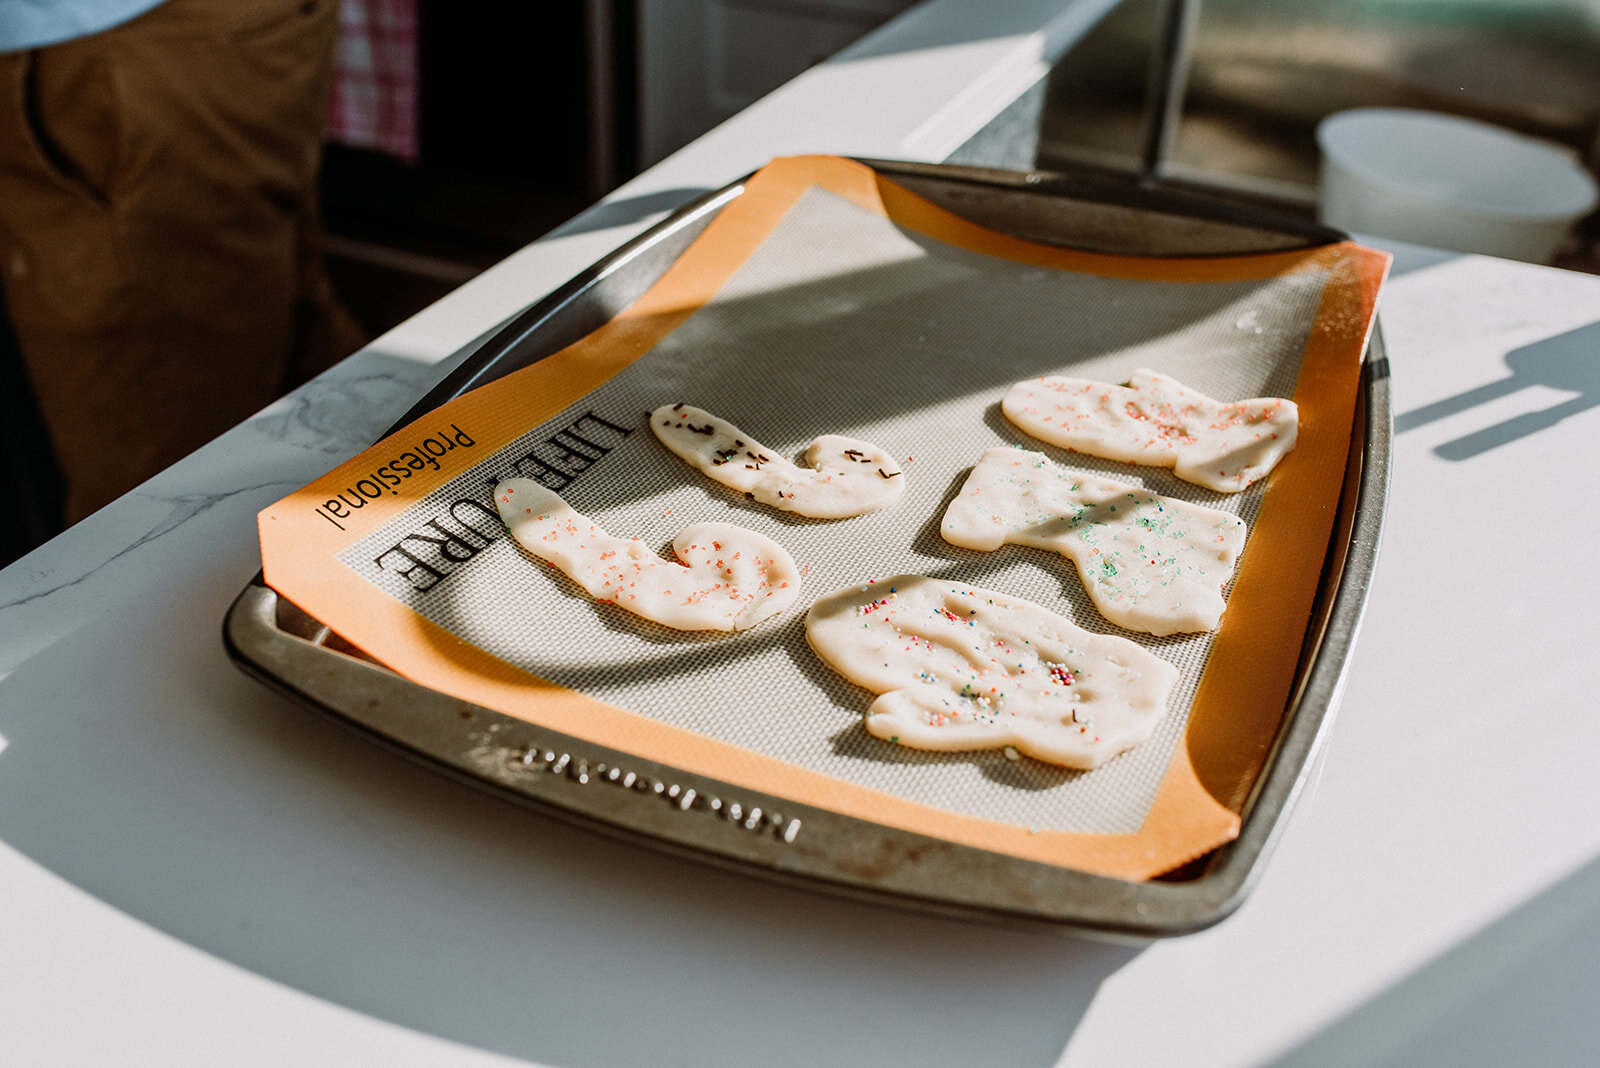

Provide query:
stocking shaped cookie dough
left=1003, top=369, right=1297, bottom=492
left=807, top=575, right=1177, bottom=769
left=650, top=403, right=903, bottom=519
left=495, top=478, right=801, bottom=631
left=941, top=448, right=1246, bottom=636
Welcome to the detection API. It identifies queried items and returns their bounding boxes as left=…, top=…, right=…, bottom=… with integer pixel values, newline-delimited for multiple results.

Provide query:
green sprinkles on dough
left=940, top=447, right=1247, bottom=635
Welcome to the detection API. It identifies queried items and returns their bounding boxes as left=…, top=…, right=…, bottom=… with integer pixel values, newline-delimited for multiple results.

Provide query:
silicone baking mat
left=258, top=156, right=1388, bottom=879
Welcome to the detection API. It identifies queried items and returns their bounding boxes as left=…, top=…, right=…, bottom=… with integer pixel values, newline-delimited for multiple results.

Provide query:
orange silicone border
left=259, top=156, right=1389, bottom=880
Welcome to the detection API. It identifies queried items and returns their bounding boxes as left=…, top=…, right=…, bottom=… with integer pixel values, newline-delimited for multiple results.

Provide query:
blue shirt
left=0, top=0, right=168, bottom=52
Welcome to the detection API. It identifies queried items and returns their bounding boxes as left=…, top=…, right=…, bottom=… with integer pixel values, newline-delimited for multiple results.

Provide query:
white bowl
left=1316, top=107, right=1598, bottom=263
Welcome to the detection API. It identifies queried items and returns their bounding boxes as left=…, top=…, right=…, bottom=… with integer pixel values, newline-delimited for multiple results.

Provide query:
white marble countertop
left=5, top=1, right=1600, bottom=1064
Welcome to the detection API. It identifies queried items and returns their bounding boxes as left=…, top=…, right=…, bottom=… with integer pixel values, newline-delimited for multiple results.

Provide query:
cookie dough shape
left=941, top=448, right=1247, bottom=636
left=807, top=575, right=1178, bottom=769
left=650, top=403, right=903, bottom=519
left=495, top=478, right=800, bottom=631
left=1002, top=369, right=1298, bottom=492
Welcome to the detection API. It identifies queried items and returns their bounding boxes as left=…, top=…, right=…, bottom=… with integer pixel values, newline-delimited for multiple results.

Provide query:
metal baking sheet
left=225, top=158, right=1389, bottom=938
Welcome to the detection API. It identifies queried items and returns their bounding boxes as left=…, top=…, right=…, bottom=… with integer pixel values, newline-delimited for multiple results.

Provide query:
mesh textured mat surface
left=337, top=186, right=1324, bottom=835
left=259, top=156, right=1387, bottom=878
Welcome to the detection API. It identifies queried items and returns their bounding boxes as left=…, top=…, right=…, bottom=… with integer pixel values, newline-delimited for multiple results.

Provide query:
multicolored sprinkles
left=805, top=574, right=1178, bottom=770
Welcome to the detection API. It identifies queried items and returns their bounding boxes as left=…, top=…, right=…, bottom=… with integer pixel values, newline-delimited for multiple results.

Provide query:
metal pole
left=1140, top=0, right=1199, bottom=184
left=585, top=0, right=618, bottom=199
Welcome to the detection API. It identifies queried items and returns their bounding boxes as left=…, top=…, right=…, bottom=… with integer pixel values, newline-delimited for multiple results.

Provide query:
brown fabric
left=0, top=0, right=366, bottom=522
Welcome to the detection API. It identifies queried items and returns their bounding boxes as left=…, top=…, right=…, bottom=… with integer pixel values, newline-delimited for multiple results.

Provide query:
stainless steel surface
left=225, top=160, right=1389, bottom=937
left=949, top=0, right=1600, bottom=265
left=1177, top=0, right=1600, bottom=183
